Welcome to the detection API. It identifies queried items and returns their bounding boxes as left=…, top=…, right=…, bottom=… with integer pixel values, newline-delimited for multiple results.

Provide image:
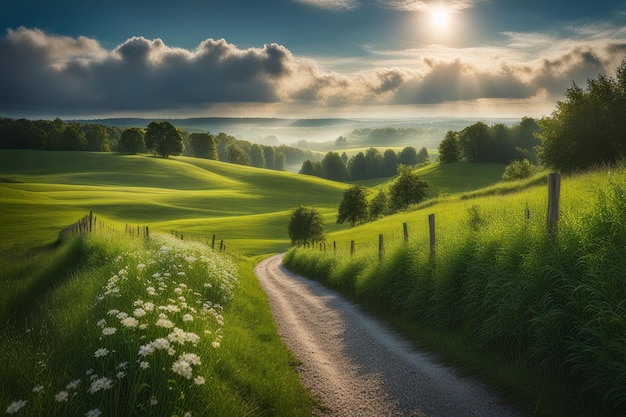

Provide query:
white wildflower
left=171, top=359, right=193, bottom=379
left=55, top=391, right=68, bottom=402
left=133, top=308, right=146, bottom=318
left=139, top=361, right=150, bottom=369
left=6, top=400, right=27, bottom=414
left=96, top=319, right=106, bottom=328
left=107, top=309, right=120, bottom=316
left=143, top=302, right=155, bottom=311
left=88, top=377, right=114, bottom=394
left=94, top=348, right=109, bottom=358
left=85, top=408, right=102, bottom=417
left=193, top=376, right=205, bottom=385
left=116, top=371, right=126, bottom=379
left=146, top=286, right=156, bottom=295
left=121, top=316, right=139, bottom=328
left=156, top=318, right=174, bottom=328
left=116, top=311, right=128, bottom=320
left=32, top=385, right=43, bottom=392
left=66, top=379, right=81, bottom=390
left=102, top=327, right=117, bottom=336
left=118, top=361, right=128, bottom=369
left=182, top=314, right=194, bottom=322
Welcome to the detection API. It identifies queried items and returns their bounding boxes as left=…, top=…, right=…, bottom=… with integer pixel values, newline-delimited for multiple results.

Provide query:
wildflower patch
left=5, top=234, right=238, bottom=417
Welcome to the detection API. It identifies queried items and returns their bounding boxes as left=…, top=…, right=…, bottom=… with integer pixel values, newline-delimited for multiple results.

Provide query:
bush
left=502, top=159, right=535, bottom=181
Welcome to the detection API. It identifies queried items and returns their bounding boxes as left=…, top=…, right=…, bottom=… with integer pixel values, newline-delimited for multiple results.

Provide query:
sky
left=1, top=0, right=625, bottom=120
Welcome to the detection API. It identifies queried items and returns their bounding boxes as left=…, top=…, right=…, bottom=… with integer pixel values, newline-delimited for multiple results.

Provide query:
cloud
left=0, top=26, right=624, bottom=118
left=292, top=0, right=359, bottom=11
left=381, top=0, right=483, bottom=12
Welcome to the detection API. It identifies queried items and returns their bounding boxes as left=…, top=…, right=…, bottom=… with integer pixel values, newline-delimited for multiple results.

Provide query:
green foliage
left=438, top=130, right=461, bottom=163
left=119, top=128, right=146, bottom=153
left=188, top=132, right=217, bottom=160
left=226, top=144, right=250, bottom=166
left=389, top=165, right=428, bottom=210
left=398, top=146, right=418, bottom=166
left=320, top=151, right=348, bottom=181
left=536, top=62, right=626, bottom=173
left=336, top=184, right=369, bottom=227
left=288, top=205, right=326, bottom=245
left=85, top=125, right=111, bottom=152
left=502, top=158, right=535, bottom=181
left=145, top=121, right=184, bottom=158
left=369, top=189, right=389, bottom=220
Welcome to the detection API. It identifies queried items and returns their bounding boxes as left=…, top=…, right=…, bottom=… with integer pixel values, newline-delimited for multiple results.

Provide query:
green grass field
left=5, top=149, right=621, bottom=417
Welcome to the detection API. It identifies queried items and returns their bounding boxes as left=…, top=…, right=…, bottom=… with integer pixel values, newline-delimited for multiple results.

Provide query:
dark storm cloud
left=0, top=28, right=292, bottom=114
left=0, top=27, right=624, bottom=116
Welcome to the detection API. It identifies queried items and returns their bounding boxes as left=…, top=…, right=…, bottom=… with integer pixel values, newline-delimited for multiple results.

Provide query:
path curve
left=255, top=254, right=526, bottom=417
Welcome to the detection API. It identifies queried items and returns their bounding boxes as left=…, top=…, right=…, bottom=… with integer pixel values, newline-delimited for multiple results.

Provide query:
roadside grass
left=1, top=233, right=312, bottom=416
left=284, top=163, right=626, bottom=417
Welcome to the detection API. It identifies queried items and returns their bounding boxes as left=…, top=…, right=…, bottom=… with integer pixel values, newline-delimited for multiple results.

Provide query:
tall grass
left=284, top=165, right=626, bottom=417
left=2, top=233, right=311, bottom=416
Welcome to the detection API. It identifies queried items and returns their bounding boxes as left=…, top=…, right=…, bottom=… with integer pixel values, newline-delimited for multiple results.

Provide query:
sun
left=431, top=6, right=451, bottom=31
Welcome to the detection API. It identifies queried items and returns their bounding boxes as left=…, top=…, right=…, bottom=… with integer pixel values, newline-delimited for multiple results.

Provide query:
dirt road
left=255, top=254, right=526, bottom=417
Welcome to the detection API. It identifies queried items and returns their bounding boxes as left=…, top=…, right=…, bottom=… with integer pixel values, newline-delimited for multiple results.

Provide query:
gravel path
left=255, top=254, right=527, bottom=417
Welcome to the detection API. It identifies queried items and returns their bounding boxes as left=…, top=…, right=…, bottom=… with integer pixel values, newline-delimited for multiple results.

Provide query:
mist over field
left=80, top=116, right=520, bottom=150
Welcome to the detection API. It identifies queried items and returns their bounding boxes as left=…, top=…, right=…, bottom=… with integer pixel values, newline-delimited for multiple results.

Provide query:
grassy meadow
left=6, top=148, right=617, bottom=416
left=284, top=164, right=626, bottom=417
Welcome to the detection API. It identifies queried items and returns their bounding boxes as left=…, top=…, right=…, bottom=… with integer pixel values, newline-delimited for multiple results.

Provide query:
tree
left=537, top=62, right=626, bottom=172
left=348, top=152, right=368, bottom=180
left=365, top=148, right=384, bottom=178
left=416, top=147, right=429, bottom=164
left=274, top=151, right=286, bottom=171
left=86, top=124, right=110, bottom=152
left=382, top=149, right=398, bottom=176
left=60, top=124, right=87, bottom=150
left=438, top=131, right=461, bottom=163
left=288, top=206, right=326, bottom=246
left=188, top=132, right=217, bottom=159
left=321, top=151, right=348, bottom=181
left=300, top=160, right=316, bottom=175
left=389, top=165, right=428, bottom=211
left=502, top=159, right=535, bottom=181
left=145, top=121, right=183, bottom=158
left=250, top=144, right=266, bottom=168
left=336, top=184, right=369, bottom=227
left=119, top=128, right=146, bottom=153
left=459, top=121, right=490, bottom=162
left=263, top=145, right=276, bottom=169
left=369, top=189, right=389, bottom=220
left=227, top=144, right=250, bottom=165
left=398, top=146, right=418, bottom=166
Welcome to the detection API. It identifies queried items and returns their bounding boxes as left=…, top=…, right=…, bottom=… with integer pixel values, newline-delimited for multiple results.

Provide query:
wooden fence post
left=429, top=213, right=436, bottom=255
left=211, top=235, right=216, bottom=250
left=547, top=172, right=560, bottom=237
left=145, top=226, right=149, bottom=238
left=379, top=234, right=384, bottom=261
left=333, top=241, right=336, bottom=252
left=350, top=240, right=355, bottom=256
left=219, top=240, right=224, bottom=252
left=403, top=222, right=408, bottom=242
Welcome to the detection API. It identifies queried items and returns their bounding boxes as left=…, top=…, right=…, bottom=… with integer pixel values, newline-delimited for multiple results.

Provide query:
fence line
left=58, top=212, right=227, bottom=252
left=304, top=172, right=562, bottom=261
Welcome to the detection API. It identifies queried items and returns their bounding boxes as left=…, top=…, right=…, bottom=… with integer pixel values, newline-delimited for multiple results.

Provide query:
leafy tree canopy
left=336, top=184, right=369, bottom=227
left=145, top=121, right=183, bottom=158
left=288, top=205, right=326, bottom=245
left=389, top=164, right=428, bottom=211
left=536, top=62, right=626, bottom=173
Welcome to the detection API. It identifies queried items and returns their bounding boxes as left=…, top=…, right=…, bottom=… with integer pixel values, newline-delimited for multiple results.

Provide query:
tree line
left=437, top=117, right=541, bottom=165
left=300, top=146, right=430, bottom=181
left=0, top=118, right=316, bottom=171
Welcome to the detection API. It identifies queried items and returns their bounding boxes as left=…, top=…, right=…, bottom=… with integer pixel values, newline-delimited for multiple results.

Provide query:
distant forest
left=0, top=118, right=316, bottom=171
